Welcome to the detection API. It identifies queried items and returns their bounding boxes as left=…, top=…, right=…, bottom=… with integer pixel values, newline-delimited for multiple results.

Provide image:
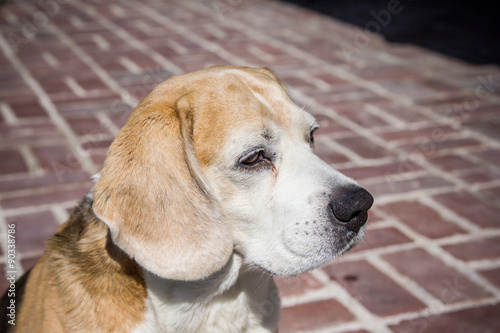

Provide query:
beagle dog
left=1, top=66, right=373, bottom=332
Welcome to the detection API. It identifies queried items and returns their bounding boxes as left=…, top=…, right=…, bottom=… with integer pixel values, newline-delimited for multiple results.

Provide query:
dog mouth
left=249, top=226, right=365, bottom=277
left=337, top=228, right=365, bottom=255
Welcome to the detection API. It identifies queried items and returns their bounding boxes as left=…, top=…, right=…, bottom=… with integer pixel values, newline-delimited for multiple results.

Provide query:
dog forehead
left=189, top=71, right=303, bottom=166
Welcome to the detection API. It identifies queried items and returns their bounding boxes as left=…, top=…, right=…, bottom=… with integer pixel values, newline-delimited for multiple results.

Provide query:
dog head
left=92, top=66, right=373, bottom=280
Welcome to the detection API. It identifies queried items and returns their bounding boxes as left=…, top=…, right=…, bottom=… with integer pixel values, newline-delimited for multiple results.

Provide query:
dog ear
left=92, top=92, right=233, bottom=281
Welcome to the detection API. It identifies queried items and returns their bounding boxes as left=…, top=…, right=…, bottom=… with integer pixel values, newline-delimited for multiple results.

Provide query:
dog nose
left=332, top=187, right=374, bottom=232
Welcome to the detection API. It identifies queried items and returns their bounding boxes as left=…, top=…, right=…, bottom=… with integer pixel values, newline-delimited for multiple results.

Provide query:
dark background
left=281, top=0, right=500, bottom=65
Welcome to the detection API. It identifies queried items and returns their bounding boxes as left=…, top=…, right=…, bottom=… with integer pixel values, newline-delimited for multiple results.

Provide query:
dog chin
left=254, top=227, right=365, bottom=277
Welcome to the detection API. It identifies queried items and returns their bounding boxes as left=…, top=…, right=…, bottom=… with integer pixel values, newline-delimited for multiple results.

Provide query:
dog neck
left=145, top=251, right=243, bottom=304
left=137, top=253, right=280, bottom=332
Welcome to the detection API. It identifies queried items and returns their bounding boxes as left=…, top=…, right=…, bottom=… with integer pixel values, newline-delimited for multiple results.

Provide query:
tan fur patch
left=14, top=201, right=147, bottom=332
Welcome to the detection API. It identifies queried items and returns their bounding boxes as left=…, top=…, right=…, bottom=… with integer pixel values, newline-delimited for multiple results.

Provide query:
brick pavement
left=0, top=0, right=499, bottom=332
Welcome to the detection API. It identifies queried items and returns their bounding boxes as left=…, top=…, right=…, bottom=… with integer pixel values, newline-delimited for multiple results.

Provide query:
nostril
left=351, top=210, right=361, bottom=220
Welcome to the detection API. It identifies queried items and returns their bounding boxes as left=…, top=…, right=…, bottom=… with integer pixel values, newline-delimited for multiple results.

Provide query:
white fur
left=134, top=253, right=279, bottom=333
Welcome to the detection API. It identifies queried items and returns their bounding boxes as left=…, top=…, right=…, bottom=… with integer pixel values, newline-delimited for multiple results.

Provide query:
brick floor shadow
left=0, top=0, right=499, bottom=332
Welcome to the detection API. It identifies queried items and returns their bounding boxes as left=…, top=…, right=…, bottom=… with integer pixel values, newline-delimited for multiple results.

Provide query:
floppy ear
left=92, top=92, right=233, bottom=281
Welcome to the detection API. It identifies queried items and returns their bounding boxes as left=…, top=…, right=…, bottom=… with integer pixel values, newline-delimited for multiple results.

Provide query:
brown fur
left=2, top=198, right=147, bottom=332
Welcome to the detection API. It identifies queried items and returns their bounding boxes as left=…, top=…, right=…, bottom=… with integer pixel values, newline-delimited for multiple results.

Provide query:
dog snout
left=331, top=187, right=374, bottom=233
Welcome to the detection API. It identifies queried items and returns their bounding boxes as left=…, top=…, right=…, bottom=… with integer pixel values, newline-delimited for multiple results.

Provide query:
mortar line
left=71, top=0, right=184, bottom=76
left=0, top=34, right=98, bottom=176
left=376, top=211, right=500, bottom=299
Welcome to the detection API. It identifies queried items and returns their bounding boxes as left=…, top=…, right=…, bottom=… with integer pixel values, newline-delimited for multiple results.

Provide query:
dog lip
left=345, top=210, right=368, bottom=233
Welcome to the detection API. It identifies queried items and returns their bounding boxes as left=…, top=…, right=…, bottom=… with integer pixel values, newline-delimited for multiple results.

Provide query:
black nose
left=332, top=187, right=374, bottom=232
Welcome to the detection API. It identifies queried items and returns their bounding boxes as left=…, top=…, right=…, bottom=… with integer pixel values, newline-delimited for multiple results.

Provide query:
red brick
left=43, top=79, right=74, bottom=96
left=484, top=186, right=500, bottom=201
left=456, top=169, right=499, bottom=184
left=414, top=79, right=459, bottom=94
left=421, top=96, right=485, bottom=117
left=32, top=145, right=80, bottom=173
left=0, top=71, right=24, bottom=88
left=279, top=299, right=355, bottom=332
left=314, top=73, right=349, bottom=85
left=348, top=65, right=423, bottom=81
left=326, top=101, right=365, bottom=114
left=92, top=57, right=129, bottom=74
left=349, top=227, right=412, bottom=254
left=123, top=83, right=152, bottom=101
left=9, top=100, right=47, bottom=118
left=384, top=248, right=490, bottom=304
left=429, top=154, right=478, bottom=172
left=473, top=148, right=500, bottom=165
left=368, top=101, right=431, bottom=123
left=0, top=149, right=28, bottom=175
left=379, top=201, right=466, bottom=239
left=434, top=192, right=500, bottom=228
left=72, top=76, right=110, bottom=93
left=55, top=95, right=121, bottom=116
left=377, top=79, right=456, bottom=100
left=335, top=136, right=392, bottom=160
left=5, top=211, right=59, bottom=253
left=398, top=138, right=483, bottom=156
left=324, top=260, right=426, bottom=316
left=118, top=51, right=161, bottom=68
left=66, top=116, right=108, bottom=137
left=1, top=186, right=89, bottom=209
left=478, top=267, right=500, bottom=289
left=81, top=139, right=113, bottom=152
left=314, top=140, right=351, bottom=164
left=464, top=116, right=500, bottom=141
left=314, top=114, right=354, bottom=136
left=340, top=110, right=391, bottom=129
left=442, top=236, right=500, bottom=262
left=390, top=304, right=500, bottom=333
left=338, top=161, right=424, bottom=181
left=463, top=104, right=498, bottom=119
left=380, top=126, right=460, bottom=143
left=313, top=86, right=379, bottom=105
left=365, top=175, right=451, bottom=197
left=0, top=89, right=34, bottom=105
left=109, top=110, right=132, bottom=128
left=0, top=122, right=63, bottom=144
left=0, top=172, right=90, bottom=192
left=275, top=273, right=324, bottom=298
left=280, top=75, right=316, bottom=89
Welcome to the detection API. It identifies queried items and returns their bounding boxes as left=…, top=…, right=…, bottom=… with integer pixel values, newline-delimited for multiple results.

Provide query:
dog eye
left=309, top=123, right=319, bottom=148
left=309, top=129, right=318, bottom=148
left=241, top=150, right=264, bottom=166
